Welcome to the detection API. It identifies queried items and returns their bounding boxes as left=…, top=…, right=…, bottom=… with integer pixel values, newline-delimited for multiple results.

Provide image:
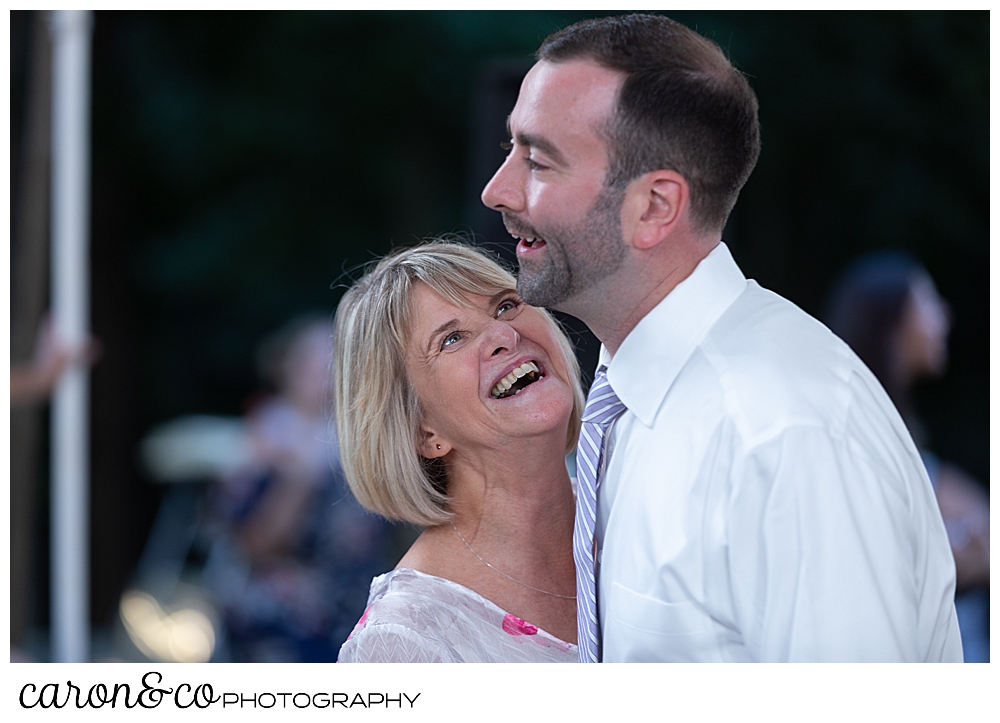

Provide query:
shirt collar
left=601, top=242, right=747, bottom=427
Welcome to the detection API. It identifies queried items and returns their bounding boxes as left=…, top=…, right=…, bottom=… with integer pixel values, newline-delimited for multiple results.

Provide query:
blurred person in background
left=206, top=315, right=395, bottom=662
left=10, top=316, right=99, bottom=663
left=10, top=315, right=100, bottom=405
left=826, top=251, right=989, bottom=662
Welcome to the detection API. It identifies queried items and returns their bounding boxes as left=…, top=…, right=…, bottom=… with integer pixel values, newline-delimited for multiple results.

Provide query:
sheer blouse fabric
left=337, top=568, right=578, bottom=663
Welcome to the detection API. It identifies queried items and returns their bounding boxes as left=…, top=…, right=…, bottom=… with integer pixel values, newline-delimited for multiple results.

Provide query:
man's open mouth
left=491, top=361, right=543, bottom=399
left=512, top=233, right=546, bottom=250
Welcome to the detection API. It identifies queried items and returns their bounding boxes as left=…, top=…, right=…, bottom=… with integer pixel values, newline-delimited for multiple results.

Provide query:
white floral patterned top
left=337, top=568, right=577, bottom=662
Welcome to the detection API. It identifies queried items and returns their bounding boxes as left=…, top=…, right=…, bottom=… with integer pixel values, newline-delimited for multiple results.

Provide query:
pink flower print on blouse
left=346, top=604, right=373, bottom=641
left=502, top=613, right=538, bottom=636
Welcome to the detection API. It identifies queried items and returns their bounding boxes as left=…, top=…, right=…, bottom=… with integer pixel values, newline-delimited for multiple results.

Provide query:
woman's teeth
left=491, top=361, right=541, bottom=399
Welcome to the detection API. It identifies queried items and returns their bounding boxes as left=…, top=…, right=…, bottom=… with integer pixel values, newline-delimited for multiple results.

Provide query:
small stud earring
left=436, top=444, right=442, bottom=450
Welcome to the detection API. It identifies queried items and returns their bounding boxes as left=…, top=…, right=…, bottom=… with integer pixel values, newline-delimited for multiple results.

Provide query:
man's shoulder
left=693, top=282, right=864, bottom=442
left=707, top=281, right=846, bottom=361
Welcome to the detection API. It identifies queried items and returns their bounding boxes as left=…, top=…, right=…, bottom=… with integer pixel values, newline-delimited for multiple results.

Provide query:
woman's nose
left=481, top=154, right=524, bottom=213
left=483, top=320, right=520, bottom=358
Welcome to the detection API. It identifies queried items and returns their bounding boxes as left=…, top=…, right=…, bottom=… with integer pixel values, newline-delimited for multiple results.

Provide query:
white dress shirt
left=595, top=242, right=962, bottom=662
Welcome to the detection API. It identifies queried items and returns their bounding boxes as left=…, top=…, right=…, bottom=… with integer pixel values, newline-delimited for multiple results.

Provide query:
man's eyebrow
left=505, top=115, right=567, bottom=167
left=516, top=132, right=566, bottom=166
left=426, top=318, right=459, bottom=354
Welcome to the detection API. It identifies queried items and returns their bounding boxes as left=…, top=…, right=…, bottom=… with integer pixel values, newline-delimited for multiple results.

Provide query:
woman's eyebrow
left=426, top=318, right=459, bottom=354
left=488, top=290, right=516, bottom=306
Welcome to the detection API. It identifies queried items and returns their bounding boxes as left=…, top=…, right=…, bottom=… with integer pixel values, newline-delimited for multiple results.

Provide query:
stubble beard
left=511, top=186, right=628, bottom=312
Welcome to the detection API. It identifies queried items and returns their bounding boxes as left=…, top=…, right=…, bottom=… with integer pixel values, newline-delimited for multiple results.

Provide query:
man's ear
left=417, top=427, right=452, bottom=460
left=625, top=170, right=689, bottom=250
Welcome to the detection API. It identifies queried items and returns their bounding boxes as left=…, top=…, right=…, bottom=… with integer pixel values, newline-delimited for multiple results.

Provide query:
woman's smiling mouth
left=491, top=361, right=543, bottom=399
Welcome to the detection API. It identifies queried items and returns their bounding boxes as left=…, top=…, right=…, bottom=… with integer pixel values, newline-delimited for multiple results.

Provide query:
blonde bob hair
left=333, top=239, right=585, bottom=527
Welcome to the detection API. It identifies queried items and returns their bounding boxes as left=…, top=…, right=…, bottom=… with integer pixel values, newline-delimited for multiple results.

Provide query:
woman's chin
left=496, top=396, right=574, bottom=442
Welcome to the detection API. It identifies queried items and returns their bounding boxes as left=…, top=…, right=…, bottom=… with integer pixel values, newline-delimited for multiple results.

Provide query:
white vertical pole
left=49, top=9, right=93, bottom=664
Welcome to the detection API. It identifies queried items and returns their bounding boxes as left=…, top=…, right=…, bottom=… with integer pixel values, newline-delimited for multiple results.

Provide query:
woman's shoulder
left=337, top=569, right=460, bottom=662
left=338, top=568, right=577, bottom=663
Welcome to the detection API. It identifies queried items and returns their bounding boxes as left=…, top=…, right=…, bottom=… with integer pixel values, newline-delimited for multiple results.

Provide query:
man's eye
left=500, top=140, right=513, bottom=151
left=441, top=331, right=462, bottom=349
left=526, top=157, right=546, bottom=171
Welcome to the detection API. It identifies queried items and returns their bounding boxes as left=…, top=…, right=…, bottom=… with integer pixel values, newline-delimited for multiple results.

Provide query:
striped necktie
left=573, top=365, right=626, bottom=663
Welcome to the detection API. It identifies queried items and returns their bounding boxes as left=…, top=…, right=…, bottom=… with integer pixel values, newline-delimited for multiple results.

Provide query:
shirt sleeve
left=338, top=622, right=457, bottom=663
left=726, top=418, right=962, bottom=662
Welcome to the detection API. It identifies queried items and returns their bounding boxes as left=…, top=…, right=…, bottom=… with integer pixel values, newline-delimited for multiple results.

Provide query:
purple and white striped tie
left=574, top=366, right=626, bottom=663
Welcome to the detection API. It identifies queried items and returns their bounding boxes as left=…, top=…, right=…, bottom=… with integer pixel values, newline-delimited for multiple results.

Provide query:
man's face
left=481, top=59, right=628, bottom=311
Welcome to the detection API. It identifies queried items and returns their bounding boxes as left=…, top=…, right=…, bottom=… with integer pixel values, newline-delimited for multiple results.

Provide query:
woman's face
left=899, top=273, right=951, bottom=381
left=404, top=281, right=576, bottom=458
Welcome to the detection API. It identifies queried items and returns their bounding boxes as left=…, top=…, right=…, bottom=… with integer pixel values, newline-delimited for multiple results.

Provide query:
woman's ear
left=417, top=428, right=451, bottom=459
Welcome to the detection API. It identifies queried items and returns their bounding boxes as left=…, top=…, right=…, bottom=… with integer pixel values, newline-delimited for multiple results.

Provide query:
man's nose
left=481, top=154, right=524, bottom=213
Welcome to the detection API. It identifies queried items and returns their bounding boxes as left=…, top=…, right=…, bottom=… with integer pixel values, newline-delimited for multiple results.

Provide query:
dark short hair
left=537, top=13, right=761, bottom=233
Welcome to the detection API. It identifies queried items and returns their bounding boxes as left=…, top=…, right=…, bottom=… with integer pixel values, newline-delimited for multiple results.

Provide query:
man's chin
left=517, top=274, right=568, bottom=309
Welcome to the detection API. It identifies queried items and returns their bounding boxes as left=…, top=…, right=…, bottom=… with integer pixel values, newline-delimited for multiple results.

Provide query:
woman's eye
left=441, top=331, right=462, bottom=349
left=496, top=299, right=520, bottom=317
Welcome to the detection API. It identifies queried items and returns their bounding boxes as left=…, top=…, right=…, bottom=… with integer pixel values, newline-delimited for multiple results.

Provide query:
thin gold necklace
left=450, top=521, right=577, bottom=600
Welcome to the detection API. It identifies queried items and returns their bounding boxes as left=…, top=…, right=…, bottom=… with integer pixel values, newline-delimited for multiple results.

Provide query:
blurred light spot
left=120, top=590, right=215, bottom=663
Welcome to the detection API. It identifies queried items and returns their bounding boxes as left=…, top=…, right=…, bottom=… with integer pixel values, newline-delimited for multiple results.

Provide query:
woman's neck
left=397, top=431, right=579, bottom=643
left=446, top=434, right=574, bottom=532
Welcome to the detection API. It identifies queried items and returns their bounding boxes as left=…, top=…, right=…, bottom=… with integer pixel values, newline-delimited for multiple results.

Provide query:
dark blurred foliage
left=93, top=10, right=987, bottom=469
left=714, top=11, right=988, bottom=482
left=11, top=10, right=988, bottom=628
left=90, top=10, right=592, bottom=425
